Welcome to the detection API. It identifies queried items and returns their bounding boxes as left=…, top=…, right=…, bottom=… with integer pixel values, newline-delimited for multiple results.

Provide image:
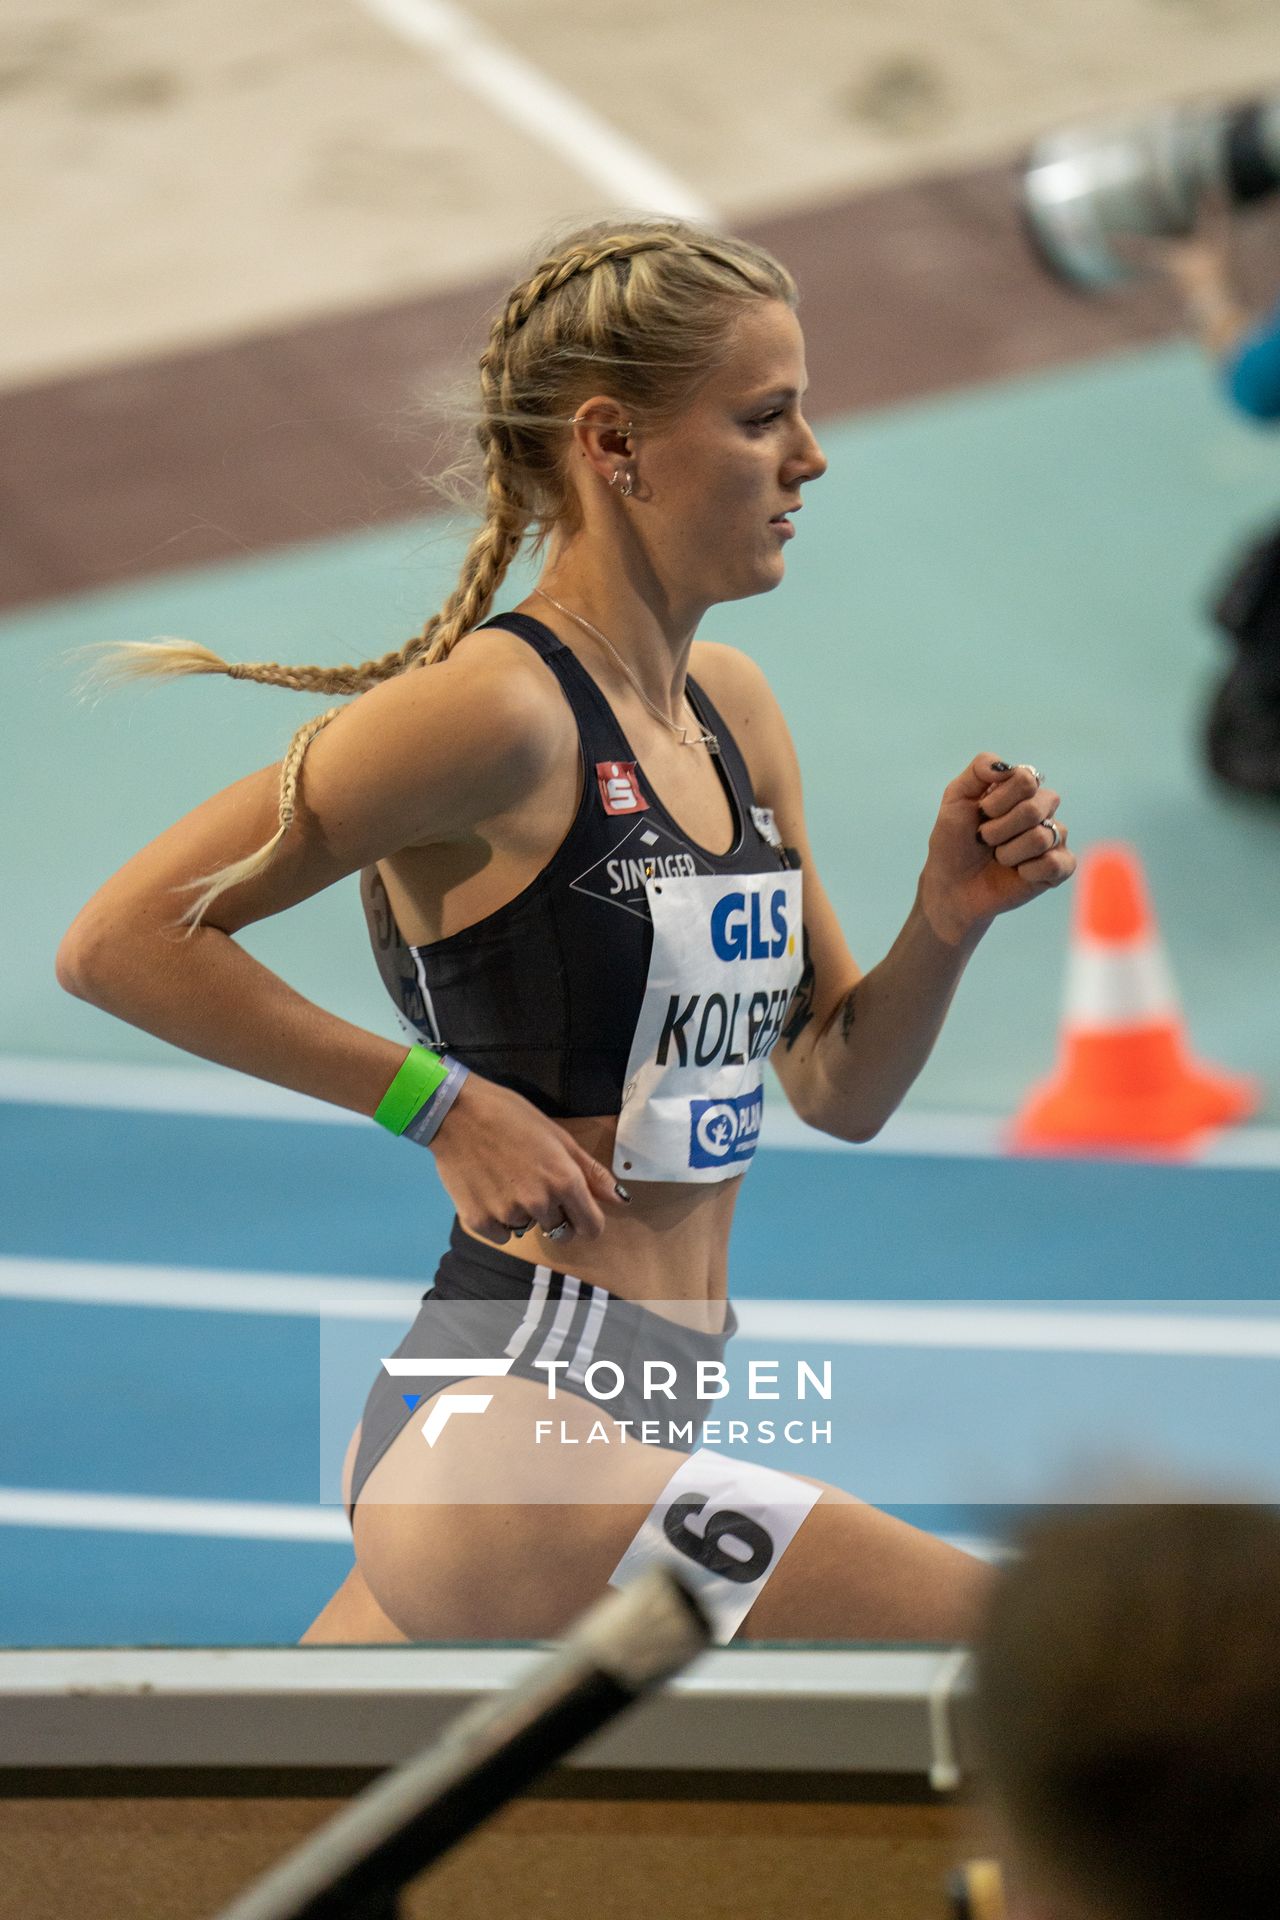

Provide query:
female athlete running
left=57, top=219, right=1075, bottom=1646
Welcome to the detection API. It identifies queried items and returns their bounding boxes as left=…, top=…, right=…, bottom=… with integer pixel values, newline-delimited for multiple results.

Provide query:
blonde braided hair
left=92, top=217, right=796, bottom=929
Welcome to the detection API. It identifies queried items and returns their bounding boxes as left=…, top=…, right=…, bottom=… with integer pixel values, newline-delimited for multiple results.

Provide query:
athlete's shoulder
left=427, top=617, right=568, bottom=712
left=689, top=637, right=773, bottom=696
left=689, top=640, right=792, bottom=778
left=300, top=619, right=574, bottom=854
left=349, top=619, right=571, bottom=761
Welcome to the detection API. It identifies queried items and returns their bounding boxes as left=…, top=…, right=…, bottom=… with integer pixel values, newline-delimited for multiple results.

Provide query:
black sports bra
left=362, top=611, right=798, bottom=1126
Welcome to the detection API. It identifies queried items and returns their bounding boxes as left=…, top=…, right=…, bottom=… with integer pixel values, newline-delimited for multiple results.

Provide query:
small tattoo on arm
left=839, top=985, right=860, bottom=1043
left=781, top=929, right=816, bottom=1050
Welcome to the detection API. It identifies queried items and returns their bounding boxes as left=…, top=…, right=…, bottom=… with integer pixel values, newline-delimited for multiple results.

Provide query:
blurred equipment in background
left=1208, top=519, right=1280, bottom=797
left=1024, top=95, right=1280, bottom=803
left=949, top=1858, right=1006, bottom=1920
left=1021, top=97, right=1280, bottom=290
left=213, top=1568, right=710, bottom=1920
left=1007, top=843, right=1258, bottom=1155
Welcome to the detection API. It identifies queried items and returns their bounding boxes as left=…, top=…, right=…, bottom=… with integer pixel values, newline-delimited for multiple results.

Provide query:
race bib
left=608, top=1447, right=823, bottom=1643
left=612, top=869, right=803, bottom=1183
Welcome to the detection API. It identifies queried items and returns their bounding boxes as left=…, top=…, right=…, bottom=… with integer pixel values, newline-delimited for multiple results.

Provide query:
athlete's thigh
left=736, top=1487, right=991, bottom=1644
left=353, top=1382, right=989, bottom=1643
left=352, top=1375, right=691, bottom=1640
left=299, top=1564, right=411, bottom=1644
left=298, top=1421, right=416, bottom=1644
left=341, top=1418, right=363, bottom=1512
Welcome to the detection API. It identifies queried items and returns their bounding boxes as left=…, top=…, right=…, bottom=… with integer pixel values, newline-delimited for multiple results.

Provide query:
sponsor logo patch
left=688, top=1090, right=764, bottom=1169
left=571, top=819, right=711, bottom=921
left=709, top=886, right=792, bottom=961
left=596, top=761, right=648, bottom=815
left=750, top=805, right=783, bottom=849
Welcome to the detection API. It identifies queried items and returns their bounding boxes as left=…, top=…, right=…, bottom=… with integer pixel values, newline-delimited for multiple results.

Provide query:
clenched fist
left=918, top=754, right=1076, bottom=945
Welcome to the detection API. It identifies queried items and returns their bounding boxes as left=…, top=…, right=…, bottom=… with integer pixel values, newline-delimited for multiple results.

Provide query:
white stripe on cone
left=1063, top=932, right=1181, bottom=1031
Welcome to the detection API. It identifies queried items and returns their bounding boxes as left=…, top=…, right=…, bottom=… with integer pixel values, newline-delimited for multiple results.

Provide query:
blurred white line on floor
left=354, top=0, right=715, bottom=218
left=0, top=1484, right=1005, bottom=1559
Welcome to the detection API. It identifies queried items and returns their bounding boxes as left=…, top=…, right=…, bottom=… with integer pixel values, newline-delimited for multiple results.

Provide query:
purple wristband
left=401, top=1056, right=470, bottom=1148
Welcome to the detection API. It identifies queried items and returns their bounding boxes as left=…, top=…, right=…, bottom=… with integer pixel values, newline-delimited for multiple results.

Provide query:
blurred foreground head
left=974, top=1504, right=1280, bottom=1920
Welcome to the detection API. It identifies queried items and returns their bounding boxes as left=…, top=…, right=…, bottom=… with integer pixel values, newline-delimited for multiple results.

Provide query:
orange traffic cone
left=1007, top=843, right=1259, bottom=1155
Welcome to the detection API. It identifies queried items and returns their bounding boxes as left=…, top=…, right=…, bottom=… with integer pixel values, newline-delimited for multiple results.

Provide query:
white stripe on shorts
left=534, top=1276, right=583, bottom=1372
left=565, top=1283, right=609, bottom=1386
left=503, top=1266, right=552, bottom=1359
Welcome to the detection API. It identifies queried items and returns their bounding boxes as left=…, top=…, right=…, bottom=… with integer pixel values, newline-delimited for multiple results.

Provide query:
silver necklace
left=533, top=587, right=720, bottom=754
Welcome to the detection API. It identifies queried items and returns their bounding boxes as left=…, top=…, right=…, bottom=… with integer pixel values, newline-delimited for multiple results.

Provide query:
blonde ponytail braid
left=177, top=705, right=341, bottom=929
left=399, top=426, right=530, bottom=671
left=160, top=437, right=530, bottom=932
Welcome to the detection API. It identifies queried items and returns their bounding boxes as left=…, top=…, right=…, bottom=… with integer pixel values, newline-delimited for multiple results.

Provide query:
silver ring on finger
left=545, top=1218, right=573, bottom=1241
left=1021, top=763, right=1043, bottom=787
left=1047, top=819, right=1063, bottom=851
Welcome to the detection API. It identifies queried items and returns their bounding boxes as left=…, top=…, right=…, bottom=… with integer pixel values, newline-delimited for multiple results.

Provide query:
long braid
left=179, top=705, right=342, bottom=928
left=405, top=414, right=528, bottom=669
left=88, top=219, right=792, bottom=930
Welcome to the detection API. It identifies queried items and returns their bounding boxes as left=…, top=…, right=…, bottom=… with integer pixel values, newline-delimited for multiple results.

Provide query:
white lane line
left=6, top=1053, right=1277, bottom=1165
left=0, top=1056, right=354, bottom=1124
left=1199, top=1128, right=1280, bottom=1169
left=734, top=1301, right=1280, bottom=1359
left=762, top=1101, right=1280, bottom=1165
left=0, top=1255, right=420, bottom=1321
left=354, top=0, right=714, bottom=218
left=0, top=1486, right=349, bottom=1540
left=3, top=1256, right=1278, bottom=1358
left=762, top=1105, right=1005, bottom=1157
left=0, top=1484, right=1008, bottom=1560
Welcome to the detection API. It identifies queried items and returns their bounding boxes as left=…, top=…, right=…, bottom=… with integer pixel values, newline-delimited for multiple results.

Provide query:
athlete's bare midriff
left=375, top=621, right=753, bottom=1319
left=463, top=1114, right=741, bottom=1314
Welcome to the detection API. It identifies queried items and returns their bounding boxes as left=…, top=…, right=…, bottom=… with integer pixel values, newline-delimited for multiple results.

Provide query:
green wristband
left=374, top=1046, right=449, bottom=1135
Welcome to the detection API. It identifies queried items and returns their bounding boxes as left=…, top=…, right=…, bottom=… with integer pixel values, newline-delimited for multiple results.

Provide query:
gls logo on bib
left=688, top=1090, right=763, bottom=1168
left=709, top=888, right=793, bottom=962
left=613, top=867, right=802, bottom=1183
